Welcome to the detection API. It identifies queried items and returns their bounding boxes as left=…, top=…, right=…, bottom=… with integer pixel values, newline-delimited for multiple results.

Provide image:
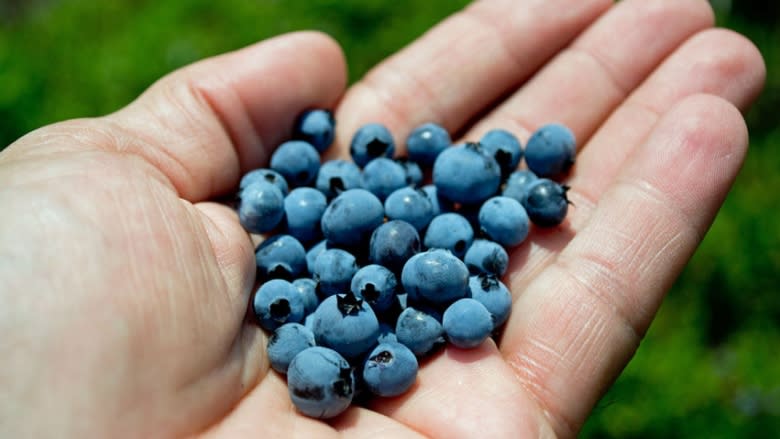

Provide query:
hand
left=0, top=0, right=765, bottom=437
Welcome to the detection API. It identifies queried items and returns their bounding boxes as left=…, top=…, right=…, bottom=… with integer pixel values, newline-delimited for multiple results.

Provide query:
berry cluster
left=238, top=109, right=573, bottom=419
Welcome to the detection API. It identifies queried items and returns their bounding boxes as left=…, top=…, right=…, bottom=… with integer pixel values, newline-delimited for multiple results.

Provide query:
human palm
left=0, top=1, right=765, bottom=437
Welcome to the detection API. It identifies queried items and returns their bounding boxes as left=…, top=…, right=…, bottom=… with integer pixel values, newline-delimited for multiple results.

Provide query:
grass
left=1, top=1, right=778, bottom=436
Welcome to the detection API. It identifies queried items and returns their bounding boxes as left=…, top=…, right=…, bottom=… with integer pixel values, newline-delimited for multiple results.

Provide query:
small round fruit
left=287, top=347, right=354, bottom=419
left=521, top=178, right=571, bottom=227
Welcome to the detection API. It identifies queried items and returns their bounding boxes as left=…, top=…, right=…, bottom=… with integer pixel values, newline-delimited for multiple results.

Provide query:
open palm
left=0, top=0, right=765, bottom=437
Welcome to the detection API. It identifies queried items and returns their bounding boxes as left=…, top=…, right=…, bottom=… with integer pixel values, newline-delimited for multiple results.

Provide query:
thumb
left=109, top=30, right=347, bottom=201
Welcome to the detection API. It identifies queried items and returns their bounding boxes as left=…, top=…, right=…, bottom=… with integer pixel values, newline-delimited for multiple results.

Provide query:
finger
left=463, top=0, right=714, bottom=144
left=368, top=344, right=556, bottom=438
left=194, top=202, right=256, bottom=307
left=505, top=28, right=766, bottom=290
left=200, top=371, right=425, bottom=438
left=107, top=31, right=346, bottom=201
left=333, top=0, right=613, bottom=157
left=500, top=94, right=749, bottom=436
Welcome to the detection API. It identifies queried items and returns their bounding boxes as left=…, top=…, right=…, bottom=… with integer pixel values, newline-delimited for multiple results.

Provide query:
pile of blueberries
left=237, top=109, right=573, bottom=419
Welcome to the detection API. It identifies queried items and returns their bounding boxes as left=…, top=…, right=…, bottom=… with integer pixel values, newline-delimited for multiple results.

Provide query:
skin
left=0, top=0, right=765, bottom=437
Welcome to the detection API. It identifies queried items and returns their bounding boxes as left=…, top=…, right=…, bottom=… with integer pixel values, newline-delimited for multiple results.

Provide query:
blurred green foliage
left=1, top=0, right=778, bottom=436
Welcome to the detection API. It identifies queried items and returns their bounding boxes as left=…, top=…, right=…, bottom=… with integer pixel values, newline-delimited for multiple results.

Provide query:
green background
left=1, top=1, right=777, bottom=436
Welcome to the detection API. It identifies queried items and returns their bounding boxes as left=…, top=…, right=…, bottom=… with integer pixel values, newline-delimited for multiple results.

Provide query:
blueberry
left=361, top=158, right=408, bottom=201
left=315, top=159, right=363, bottom=199
left=464, top=239, right=509, bottom=277
left=350, top=264, right=398, bottom=313
left=350, top=123, right=395, bottom=167
left=321, top=189, right=384, bottom=248
left=396, top=158, right=424, bottom=187
left=396, top=292, right=408, bottom=311
left=480, top=129, right=523, bottom=178
left=521, top=178, right=570, bottom=227
left=453, top=201, right=482, bottom=231
left=421, top=184, right=453, bottom=217
left=311, top=292, right=380, bottom=359
left=270, top=140, right=321, bottom=187
left=433, top=142, right=501, bottom=204
left=239, top=168, right=289, bottom=195
left=255, top=234, right=307, bottom=280
left=423, top=213, right=474, bottom=259
left=401, top=249, right=470, bottom=306
left=292, top=278, right=320, bottom=316
left=377, top=322, right=398, bottom=344
left=283, top=187, right=328, bottom=244
left=293, top=109, right=336, bottom=153
left=362, top=342, right=419, bottom=397
left=287, top=346, right=354, bottom=419
left=405, top=122, right=451, bottom=167
left=384, top=187, right=435, bottom=232
left=237, top=181, right=285, bottom=234
left=468, top=274, right=512, bottom=328
left=304, top=312, right=316, bottom=333
left=253, top=279, right=305, bottom=331
left=267, top=322, right=316, bottom=374
left=524, top=123, right=576, bottom=178
left=368, top=220, right=421, bottom=275
left=502, top=169, right=538, bottom=203
left=306, top=240, right=329, bottom=276
left=478, top=196, right=530, bottom=247
left=312, top=248, right=358, bottom=298
left=395, top=307, right=445, bottom=357
left=442, top=298, right=493, bottom=349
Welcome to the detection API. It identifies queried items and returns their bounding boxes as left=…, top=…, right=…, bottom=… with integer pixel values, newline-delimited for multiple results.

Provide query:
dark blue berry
left=502, top=169, right=538, bottom=203
left=267, top=322, right=316, bottom=374
left=312, top=248, right=358, bottom=298
left=524, top=123, right=576, bottom=178
left=405, top=122, right=451, bottom=167
left=270, top=140, right=321, bottom=187
left=287, top=346, right=354, bottom=419
left=368, top=220, right=421, bottom=275
left=350, top=123, right=395, bottom=167
left=478, top=196, right=530, bottom=247
left=306, top=240, right=328, bottom=276
left=311, top=292, right=380, bottom=359
left=253, top=279, right=305, bottom=331
left=480, top=129, right=523, bottom=178
left=464, top=239, right=509, bottom=277
left=321, top=189, right=384, bottom=248
left=468, top=274, right=512, bottom=328
left=401, top=249, right=470, bottom=306
left=350, top=264, right=398, bottom=313
left=442, top=298, right=493, bottom=349
left=239, top=168, right=289, bottom=195
left=433, top=142, right=501, bottom=204
left=361, top=158, right=407, bottom=201
left=284, top=187, right=327, bottom=244
left=423, top=213, right=474, bottom=259
left=238, top=181, right=285, bottom=234
left=293, top=109, right=335, bottom=153
left=521, top=178, right=570, bottom=227
left=377, top=322, right=398, bottom=344
left=395, top=307, right=445, bottom=357
left=292, top=278, right=320, bottom=316
left=396, top=158, right=423, bottom=187
left=421, top=184, right=453, bottom=217
left=315, top=159, right=363, bottom=199
left=362, top=342, right=418, bottom=397
left=384, top=187, right=435, bottom=232
left=255, top=234, right=307, bottom=280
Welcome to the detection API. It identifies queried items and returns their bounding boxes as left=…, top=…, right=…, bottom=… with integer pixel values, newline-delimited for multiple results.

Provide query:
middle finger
left=333, top=0, right=613, bottom=156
